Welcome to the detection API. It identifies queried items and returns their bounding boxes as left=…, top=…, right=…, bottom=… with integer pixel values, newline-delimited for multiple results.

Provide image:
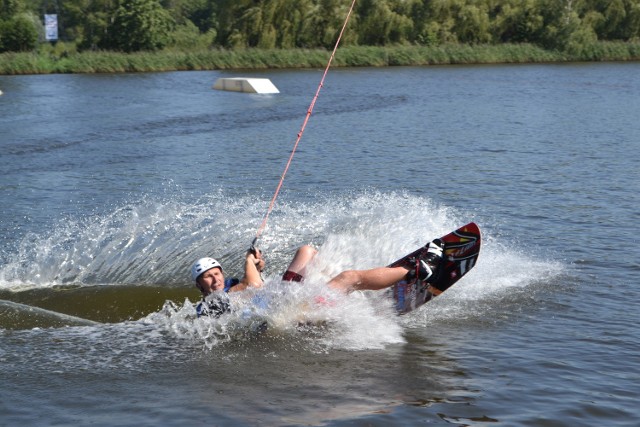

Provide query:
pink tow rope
left=252, top=0, right=358, bottom=248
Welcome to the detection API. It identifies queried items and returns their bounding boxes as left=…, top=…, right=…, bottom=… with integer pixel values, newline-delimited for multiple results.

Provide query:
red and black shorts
left=281, top=270, right=304, bottom=282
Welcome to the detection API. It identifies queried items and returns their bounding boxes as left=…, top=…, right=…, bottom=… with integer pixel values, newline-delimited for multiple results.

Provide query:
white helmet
left=191, top=257, right=222, bottom=281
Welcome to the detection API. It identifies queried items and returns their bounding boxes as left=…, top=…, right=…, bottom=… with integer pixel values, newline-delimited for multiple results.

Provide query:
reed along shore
left=1, top=42, right=639, bottom=75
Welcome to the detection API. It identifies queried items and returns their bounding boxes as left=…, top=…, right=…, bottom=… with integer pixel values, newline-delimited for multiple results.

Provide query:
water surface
left=1, top=63, right=639, bottom=426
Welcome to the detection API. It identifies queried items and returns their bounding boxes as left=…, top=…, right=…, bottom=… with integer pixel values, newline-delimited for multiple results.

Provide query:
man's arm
left=241, top=248, right=265, bottom=288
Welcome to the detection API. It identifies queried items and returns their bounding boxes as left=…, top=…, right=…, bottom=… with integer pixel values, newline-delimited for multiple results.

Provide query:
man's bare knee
left=286, top=245, right=318, bottom=275
left=296, top=245, right=317, bottom=259
left=328, top=270, right=361, bottom=292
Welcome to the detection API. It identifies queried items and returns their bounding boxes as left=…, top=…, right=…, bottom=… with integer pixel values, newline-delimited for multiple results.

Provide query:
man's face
left=195, top=267, right=225, bottom=295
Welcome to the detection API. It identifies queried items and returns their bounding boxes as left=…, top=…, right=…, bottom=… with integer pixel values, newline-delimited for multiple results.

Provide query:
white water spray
left=2, top=190, right=565, bottom=350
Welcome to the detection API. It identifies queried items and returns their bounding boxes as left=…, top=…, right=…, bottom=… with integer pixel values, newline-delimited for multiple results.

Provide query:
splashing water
left=1, top=190, right=565, bottom=351
left=145, top=277, right=406, bottom=352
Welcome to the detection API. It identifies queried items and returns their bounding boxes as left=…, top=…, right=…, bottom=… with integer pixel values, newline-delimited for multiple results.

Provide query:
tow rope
left=252, top=0, right=358, bottom=249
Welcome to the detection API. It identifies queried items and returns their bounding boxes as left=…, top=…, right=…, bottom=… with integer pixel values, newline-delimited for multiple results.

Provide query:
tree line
left=1, top=0, right=639, bottom=53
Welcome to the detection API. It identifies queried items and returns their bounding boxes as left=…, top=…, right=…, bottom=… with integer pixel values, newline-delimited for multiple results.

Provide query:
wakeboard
left=391, top=222, right=481, bottom=315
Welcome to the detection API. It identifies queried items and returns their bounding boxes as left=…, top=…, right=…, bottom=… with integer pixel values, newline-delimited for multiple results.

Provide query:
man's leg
left=282, top=245, right=318, bottom=282
left=328, top=266, right=410, bottom=293
left=281, top=246, right=415, bottom=294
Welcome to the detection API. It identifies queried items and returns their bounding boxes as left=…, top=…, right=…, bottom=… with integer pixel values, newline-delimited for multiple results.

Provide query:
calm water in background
left=0, top=63, right=639, bottom=426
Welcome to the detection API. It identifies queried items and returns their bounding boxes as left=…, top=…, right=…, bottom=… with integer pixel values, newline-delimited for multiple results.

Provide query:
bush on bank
left=0, top=42, right=639, bottom=75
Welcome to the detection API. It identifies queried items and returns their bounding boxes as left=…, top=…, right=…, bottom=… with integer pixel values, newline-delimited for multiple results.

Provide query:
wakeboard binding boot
left=415, top=238, right=445, bottom=286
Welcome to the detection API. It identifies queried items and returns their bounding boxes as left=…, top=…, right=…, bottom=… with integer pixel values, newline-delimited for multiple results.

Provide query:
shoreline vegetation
left=1, top=42, right=640, bottom=75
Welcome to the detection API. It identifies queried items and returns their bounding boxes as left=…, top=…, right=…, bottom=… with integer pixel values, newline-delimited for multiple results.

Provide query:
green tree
left=178, top=0, right=216, bottom=33
left=628, top=0, right=640, bottom=39
left=58, top=0, right=89, bottom=42
left=420, top=0, right=466, bottom=44
left=454, top=3, right=491, bottom=43
left=1, top=0, right=33, bottom=51
left=357, top=0, right=417, bottom=45
left=213, top=0, right=337, bottom=49
left=9, top=0, right=640, bottom=54
left=26, top=0, right=119, bottom=49
left=0, top=12, right=38, bottom=51
left=491, top=0, right=545, bottom=43
left=271, top=0, right=316, bottom=48
left=1, top=0, right=24, bottom=20
left=167, top=19, right=215, bottom=50
left=305, top=0, right=359, bottom=48
left=595, top=0, right=626, bottom=38
left=105, top=0, right=174, bottom=51
left=211, top=0, right=246, bottom=47
left=592, top=0, right=640, bottom=40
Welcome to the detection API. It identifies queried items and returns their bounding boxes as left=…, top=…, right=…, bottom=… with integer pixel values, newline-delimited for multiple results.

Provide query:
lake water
left=1, top=62, right=639, bottom=426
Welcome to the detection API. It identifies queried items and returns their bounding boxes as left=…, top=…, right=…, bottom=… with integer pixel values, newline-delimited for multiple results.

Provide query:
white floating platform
left=213, top=78, right=279, bottom=94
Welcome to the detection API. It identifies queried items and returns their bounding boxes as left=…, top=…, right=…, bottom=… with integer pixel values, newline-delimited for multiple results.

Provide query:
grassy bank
left=1, top=42, right=639, bottom=75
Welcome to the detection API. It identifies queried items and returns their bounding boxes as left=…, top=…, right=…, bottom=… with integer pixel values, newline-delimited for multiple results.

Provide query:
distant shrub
left=0, top=14, right=39, bottom=52
left=0, top=42, right=639, bottom=75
